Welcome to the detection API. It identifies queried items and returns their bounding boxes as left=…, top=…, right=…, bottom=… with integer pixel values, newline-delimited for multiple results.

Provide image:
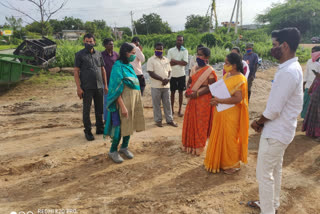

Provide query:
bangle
left=256, top=120, right=264, bottom=127
left=197, top=91, right=199, bottom=97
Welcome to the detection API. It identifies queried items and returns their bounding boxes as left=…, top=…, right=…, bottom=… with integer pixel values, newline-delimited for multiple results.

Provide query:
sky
left=0, top=0, right=286, bottom=31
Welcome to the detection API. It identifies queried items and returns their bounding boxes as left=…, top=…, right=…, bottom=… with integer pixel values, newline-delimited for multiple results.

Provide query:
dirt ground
left=0, top=65, right=319, bottom=214
left=300, top=44, right=318, bottom=49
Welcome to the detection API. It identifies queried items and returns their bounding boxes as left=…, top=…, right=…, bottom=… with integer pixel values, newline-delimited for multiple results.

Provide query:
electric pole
left=227, top=0, right=238, bottom=33
left=227, top=0, right=241, bottom=34
left=114, top=22, right=117, bottom=40
left=235, top=0, right=240, bottom=34
left=240, top=0, right=243, bottom=28
left=130, top=11, right=135, bottom=37
left=207, top=0, right=218, bottom=33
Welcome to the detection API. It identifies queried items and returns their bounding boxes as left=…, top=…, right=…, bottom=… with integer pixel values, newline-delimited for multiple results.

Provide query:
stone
left=48, top=67, right=60, bottom=74
left=61, top=67, right=74, bottom=75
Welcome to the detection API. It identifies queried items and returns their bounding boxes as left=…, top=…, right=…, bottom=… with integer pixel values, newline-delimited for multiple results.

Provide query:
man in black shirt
left=74, top=33, right=108, bottom=141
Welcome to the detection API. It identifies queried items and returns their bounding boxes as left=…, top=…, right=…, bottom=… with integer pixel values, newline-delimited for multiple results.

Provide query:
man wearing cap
left=243, top=43, right=259, bottom=101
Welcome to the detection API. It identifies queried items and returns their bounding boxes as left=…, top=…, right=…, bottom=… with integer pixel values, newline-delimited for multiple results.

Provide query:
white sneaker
left=108, top=151, right=124, bottom=163
left=119, top=148, right=134, bottom=159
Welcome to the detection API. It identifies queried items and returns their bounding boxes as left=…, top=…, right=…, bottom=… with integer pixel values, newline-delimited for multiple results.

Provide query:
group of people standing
left=74, top=27, right=306, bottom=214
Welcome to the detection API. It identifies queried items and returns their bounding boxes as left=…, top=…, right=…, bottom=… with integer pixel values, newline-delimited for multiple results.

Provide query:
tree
left=83, top=20, right=112, bottom=40
left=118, top=27, right=132, bottom=37
left=0, top=0, right=68, bottom=36
left=134, top=13, right=172, bottom=35
left=49, top=16, right=84, bottom=33
left=25, top=21, right=53, bottom=35
left=255, top=0, right=320, bottom=35
left=185, top=15, right=210, bottom=33
left=5, top=16, right=23, bottom=31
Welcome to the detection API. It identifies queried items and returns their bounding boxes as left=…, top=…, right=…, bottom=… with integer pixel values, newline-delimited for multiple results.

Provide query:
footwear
left=223, top=168, right=240, bottom=174
left=247, top=201, right=278, bottom=213
left=155, top=122, right=163, bottom=127
left=96, top=128, right=104, bottom=135
left=108, top=151, right=124, bottom=163
left=247, top=200, right=260, bottom=209
left=84, top=130, right=94, bottom=141
left=167, top=121, right=178, bottom=127
left=119, top=147, right=134, bottom=159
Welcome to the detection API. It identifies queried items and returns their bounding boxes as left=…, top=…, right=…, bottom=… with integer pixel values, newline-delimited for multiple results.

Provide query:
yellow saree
left=204, top=73, right=249, bottom=173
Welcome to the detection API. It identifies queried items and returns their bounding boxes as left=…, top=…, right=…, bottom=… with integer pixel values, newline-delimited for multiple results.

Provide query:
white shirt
left=147, top=55, right=171, bottom=88
left=130, top=43, right=145, bottom=75
left=167, top=46, right=188, bottom=78
left=242, top=60, right=250, bottom=79
left=304, top=59, right=320, bottom=89
left=189, top=55, right=197, bottom=71
left=262, top=57, right=303, bottom=145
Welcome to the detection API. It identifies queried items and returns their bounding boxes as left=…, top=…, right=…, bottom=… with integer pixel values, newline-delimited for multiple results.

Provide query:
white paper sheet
left=209, top=79, right=235, bottom=112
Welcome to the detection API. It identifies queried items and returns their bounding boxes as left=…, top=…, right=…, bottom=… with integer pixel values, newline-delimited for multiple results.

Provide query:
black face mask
left=85, top=43, right=94, bottom=51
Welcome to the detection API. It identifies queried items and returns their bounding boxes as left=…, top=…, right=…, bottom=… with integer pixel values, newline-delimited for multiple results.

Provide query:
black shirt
left=75, top=48, right=105, bottom=90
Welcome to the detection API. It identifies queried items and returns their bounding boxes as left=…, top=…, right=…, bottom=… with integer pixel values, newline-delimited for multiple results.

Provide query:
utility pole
left=207, top=0, right=218, bottom=33
left=130, top=11, right=136, bottom=36
left=227, top=0, right=238, bottom=33
left=240, top=0, right=243, bottom=29
left=114, top=22, right=117, bottom=40
left=235, top=0, right=240, bottom=34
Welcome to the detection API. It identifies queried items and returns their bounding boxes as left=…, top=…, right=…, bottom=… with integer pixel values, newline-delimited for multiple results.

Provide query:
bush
left=223, top=42, right=233, bottom=50
left=51, top=27, right=311, bottom=67
left=201, top=33, right=217, bottom=47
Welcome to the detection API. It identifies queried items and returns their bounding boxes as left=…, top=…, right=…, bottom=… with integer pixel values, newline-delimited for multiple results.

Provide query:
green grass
left=51, top=29, right=311, bottom=68
left=24, top=70, right=74, bottom=87
left=0, top=45, right=17, bottom=50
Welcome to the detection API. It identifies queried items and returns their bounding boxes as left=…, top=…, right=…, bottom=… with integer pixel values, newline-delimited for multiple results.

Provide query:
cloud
left=159, top=0, right=178, bottom=7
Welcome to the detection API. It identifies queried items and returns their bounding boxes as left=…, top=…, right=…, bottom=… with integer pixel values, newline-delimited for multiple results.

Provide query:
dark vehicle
left=13, top=37, right=57, bottom=67
left=0, top=37, right=56, bottom=85
left=311, top=37, right=320, bottom=44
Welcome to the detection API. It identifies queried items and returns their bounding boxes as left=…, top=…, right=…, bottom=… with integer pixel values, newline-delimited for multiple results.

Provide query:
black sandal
left=247, top=200, right=260, bottom=209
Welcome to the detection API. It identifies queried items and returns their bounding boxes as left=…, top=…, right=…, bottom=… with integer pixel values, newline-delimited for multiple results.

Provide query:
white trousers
left=256, top=137, right=288, bottom=214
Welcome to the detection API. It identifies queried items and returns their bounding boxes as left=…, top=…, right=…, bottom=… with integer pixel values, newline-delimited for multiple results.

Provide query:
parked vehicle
left=311, top=37, right=320, bottom=44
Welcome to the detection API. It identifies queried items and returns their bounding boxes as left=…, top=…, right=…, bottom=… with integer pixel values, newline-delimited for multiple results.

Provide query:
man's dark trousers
left=83, top=88, right=104, bottom=132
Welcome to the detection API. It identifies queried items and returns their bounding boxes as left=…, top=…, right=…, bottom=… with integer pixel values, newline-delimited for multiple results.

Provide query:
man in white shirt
left=249, top=28, right=303, bottom=214
left=130, top=37, right=146, bottom=95
left=147, top=42, right=178, bottom=128
left=167, top=35, right=189, bottom=117
left=301, top=46, right=320, bottom=118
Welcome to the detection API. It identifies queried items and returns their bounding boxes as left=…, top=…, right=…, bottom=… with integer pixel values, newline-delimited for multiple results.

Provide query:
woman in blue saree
left=104, top=43, right=145, bottom=163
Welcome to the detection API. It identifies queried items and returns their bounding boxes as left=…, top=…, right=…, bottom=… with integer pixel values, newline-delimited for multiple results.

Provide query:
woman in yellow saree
left=204, top=53, right=249, bottom=174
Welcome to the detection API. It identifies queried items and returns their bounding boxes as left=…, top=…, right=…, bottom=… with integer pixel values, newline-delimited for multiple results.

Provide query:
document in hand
left=209, top=79, right=235, bottom=112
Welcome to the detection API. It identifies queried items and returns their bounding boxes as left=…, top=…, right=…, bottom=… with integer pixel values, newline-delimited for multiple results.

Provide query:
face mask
left=270, top=45, right=283, bottom=60
left=246, top=49, right=252, bottom=54
left=85, top=43, right=94, bottom=51
left=128, top=54, right=136, bottom=62
left=311, top=51, right=320, bottom=62
left=224, top=64, right=233, bottom=73
left=196, top=57, right=207, bottom=67
left=155, top=50, right=163, bottom=57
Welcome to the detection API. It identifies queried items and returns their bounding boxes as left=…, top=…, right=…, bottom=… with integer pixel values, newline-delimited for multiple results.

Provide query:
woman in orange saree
left=204, top=53, right=249, bottom=174
left=182, top=47, right=217, bottom=155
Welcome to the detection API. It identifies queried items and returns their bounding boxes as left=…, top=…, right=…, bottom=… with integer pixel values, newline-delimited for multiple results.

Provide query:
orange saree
left=204, top=73, right=249, bottom=173
left=182, top=66, right=217, bottom=155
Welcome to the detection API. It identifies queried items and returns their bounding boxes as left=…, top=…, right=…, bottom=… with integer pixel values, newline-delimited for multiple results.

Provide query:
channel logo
left=10, top=212, right=34, bottom=214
